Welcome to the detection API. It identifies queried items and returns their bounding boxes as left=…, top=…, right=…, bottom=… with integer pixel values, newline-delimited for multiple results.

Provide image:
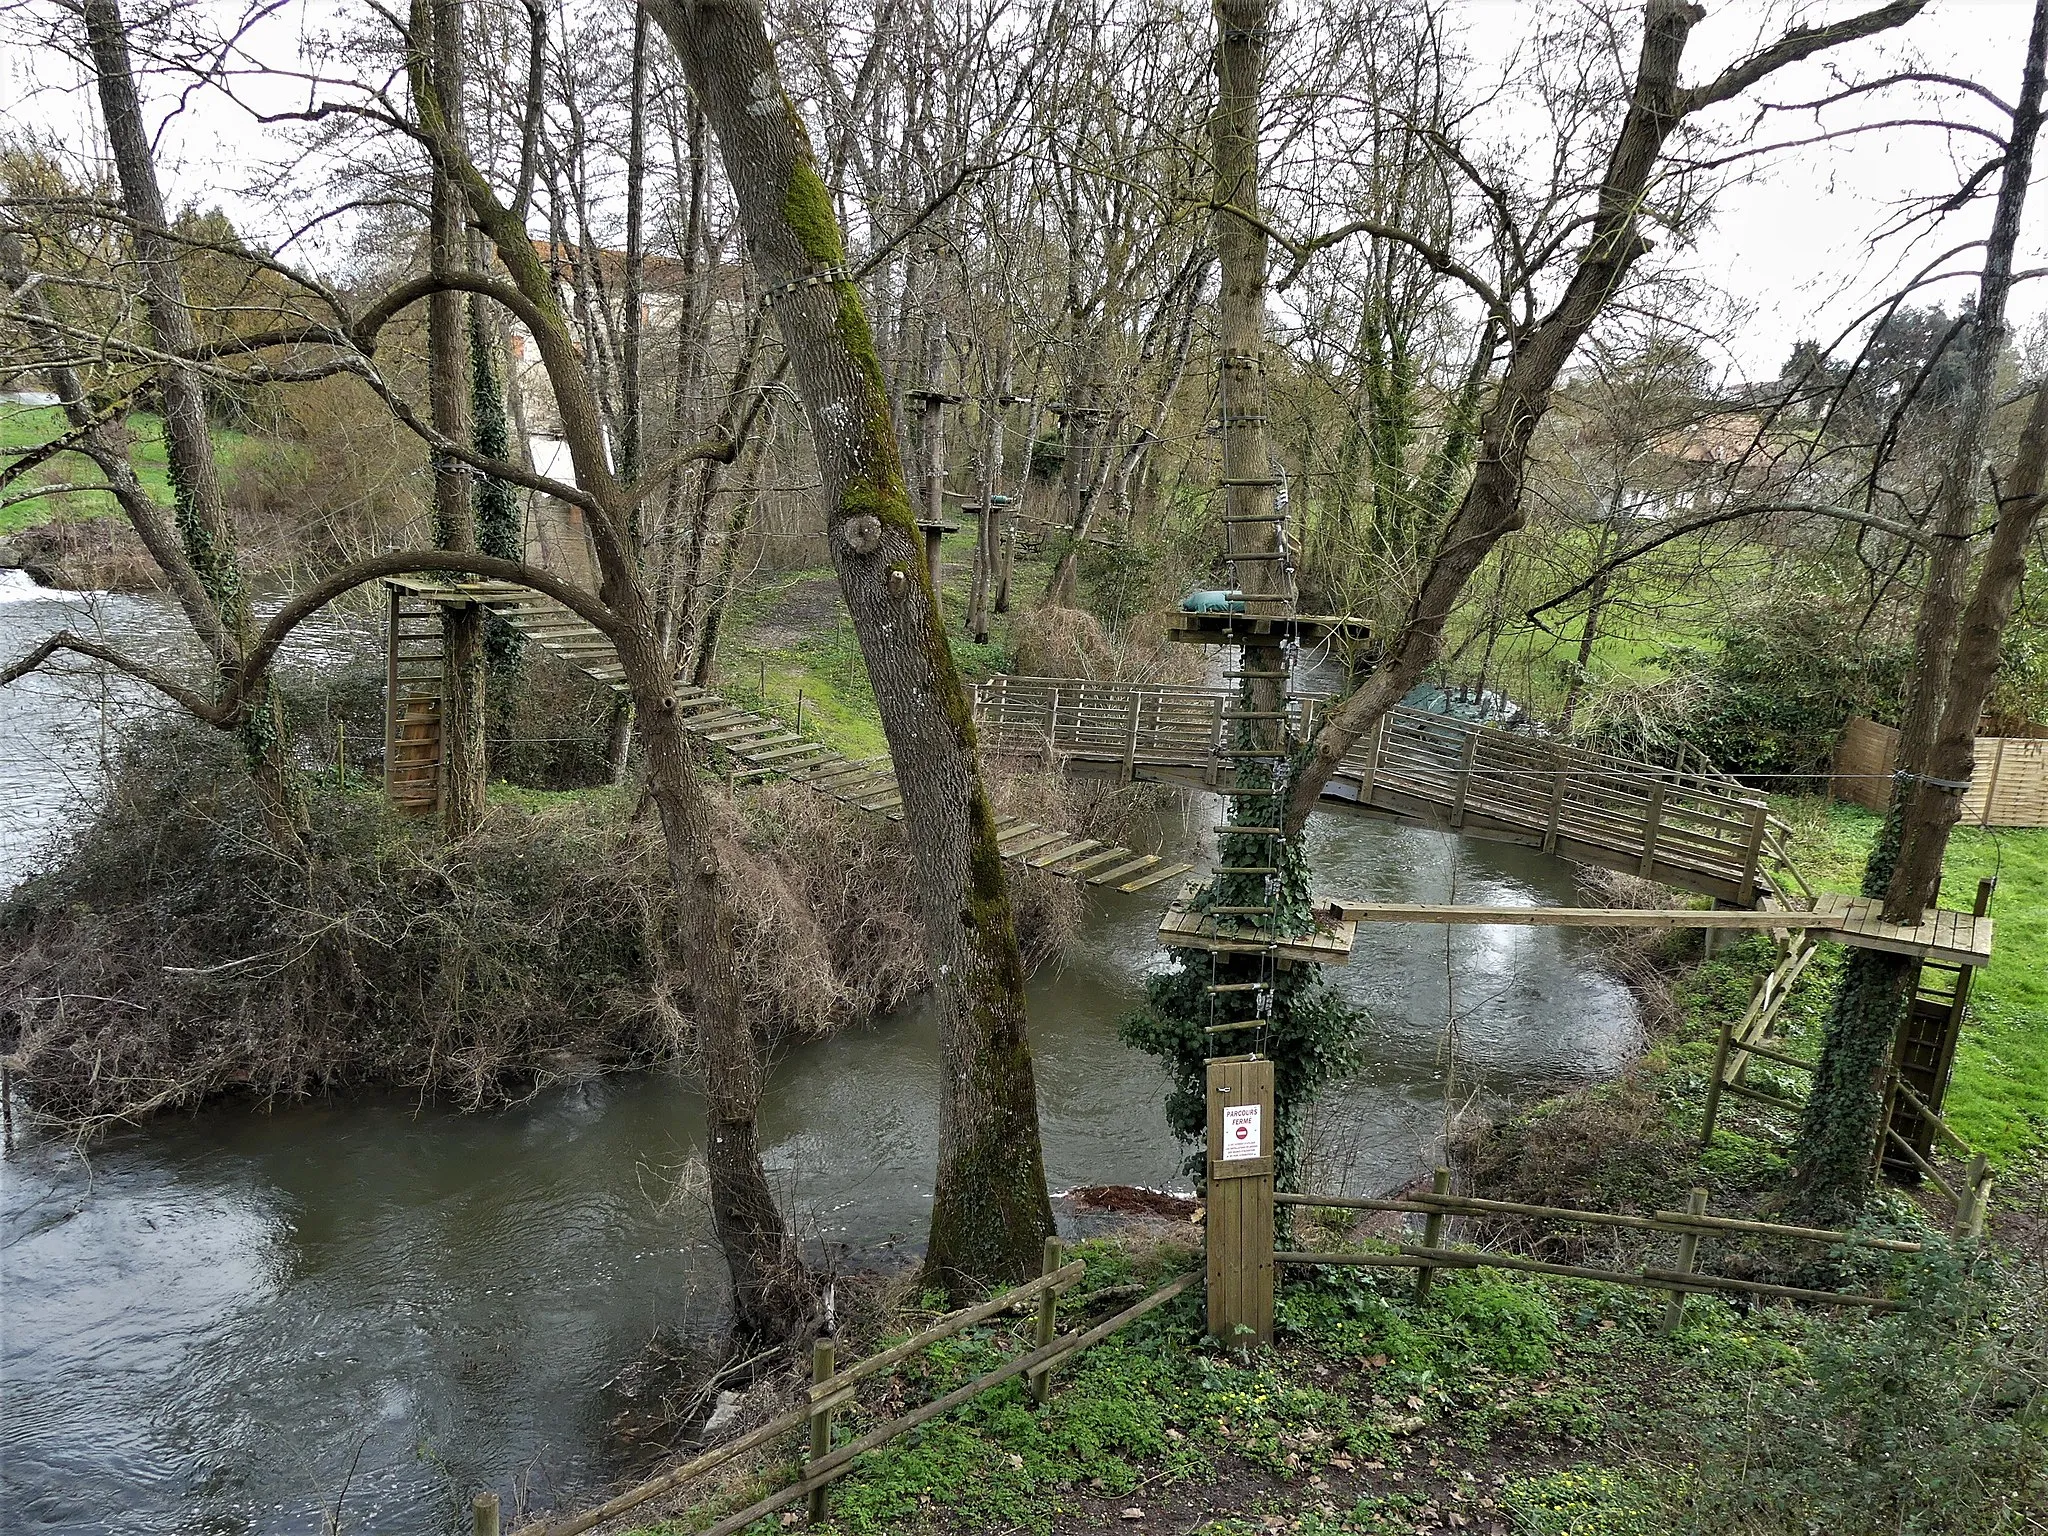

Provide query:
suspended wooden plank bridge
left=970, top=675, right=1805, bottom=910
left=378, top=577, right=1195, bottom=894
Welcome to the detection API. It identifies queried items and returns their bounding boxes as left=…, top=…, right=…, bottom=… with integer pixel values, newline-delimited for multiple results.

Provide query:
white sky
left=4, top=0, right=2042, bottom=382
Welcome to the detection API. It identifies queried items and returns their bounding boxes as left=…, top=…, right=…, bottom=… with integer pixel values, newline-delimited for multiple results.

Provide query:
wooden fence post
left=1639, top=780, right=1666, bottom=877
left=1659, top=1187, right=1709, bottom=1335
left=1543, top=747, right=1569, bottom=853
left=1449, top=730, right=1479, bottom=828
left=1415, top=1166, right=1452, bottom=1300
left=472, top=1492, right=500, bottom=1536
left=1206, top=1055, right=1275, bottom=1355
left=1701, top=1005, right=1736, bottom=1146
left=1030, top=1235, right=1063, bottom=1405
left=808, top=1338, right=836, bottom=1525
left=1955, top=1152, right=1991, bottom=1239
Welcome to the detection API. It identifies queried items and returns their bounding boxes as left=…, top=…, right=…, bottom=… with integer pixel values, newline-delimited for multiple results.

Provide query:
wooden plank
left=998, top=830, right=1070, bottom=860
left=1205, top=1056, right=1275, bottom=1350
left=1322, top=902, right=1822, bottom=930
left=1119, top=860, right=1195, bottom=893
left=1089, top=854, right=1159, bottom=886
left=1025, top=838, right=1100, bottom=869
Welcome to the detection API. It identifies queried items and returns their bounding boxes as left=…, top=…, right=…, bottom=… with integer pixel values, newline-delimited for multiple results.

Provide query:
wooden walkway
left=971, top=675, right=1802, bottom=909
left=380, top=578, right=1194, bottom=893
left=1323, top=897, right=1992, bottom=966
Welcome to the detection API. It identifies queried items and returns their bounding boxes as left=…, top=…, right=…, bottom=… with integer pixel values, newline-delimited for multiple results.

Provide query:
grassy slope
left=1770, top=796, right=2048, bottom=1167
left=714, top=529, right=1040, bottom=760
left=631, top=1218, right=2030, bottom=1536
left=0, top=405, right=251, bottom=535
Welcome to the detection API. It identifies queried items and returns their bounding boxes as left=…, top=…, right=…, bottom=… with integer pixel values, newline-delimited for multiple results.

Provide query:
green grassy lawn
left=1771, top=795, right=2048, bottom=1167
left=713, top=532, right=1034, bottom=762
left=0, top=404, right=250, bottom=535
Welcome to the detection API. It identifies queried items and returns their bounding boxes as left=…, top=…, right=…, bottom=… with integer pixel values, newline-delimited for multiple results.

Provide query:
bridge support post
left=1206, top=1055, right=1274, bottom=1356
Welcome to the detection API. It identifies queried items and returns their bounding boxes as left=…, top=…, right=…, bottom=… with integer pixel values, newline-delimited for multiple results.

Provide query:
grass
left=622, top=1223, right=2038, bottom=1535
left=0, top=404, right=250, bottom=535
left=713, top=534, right=1033, bottom=763
left=1770, top=795, right=2048, bottom=1167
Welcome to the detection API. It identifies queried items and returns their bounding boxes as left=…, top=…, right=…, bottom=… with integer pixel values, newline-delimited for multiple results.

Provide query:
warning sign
left=1221, top=1104, right=1262, bottom=1162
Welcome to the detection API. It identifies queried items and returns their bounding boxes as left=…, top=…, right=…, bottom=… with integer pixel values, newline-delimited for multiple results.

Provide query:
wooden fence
left=484, top=1244, right=1194, bottom=1536
left=1834, top=715, right=2048, bottom=826
left=1201, top=1057, right=1964, bottom=1352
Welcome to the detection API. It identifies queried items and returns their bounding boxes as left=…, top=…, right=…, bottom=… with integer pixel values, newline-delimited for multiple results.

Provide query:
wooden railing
left=1197, top=1060, right=1936, bottom=1354
left=972, top=676, right=1788, bottom=906
left=491, top=1243, right=1194, bottom=1536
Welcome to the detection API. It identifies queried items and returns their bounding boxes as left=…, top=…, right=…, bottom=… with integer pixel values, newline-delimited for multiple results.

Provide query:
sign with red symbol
left=1221, top=1104, right=1262, bottom=1161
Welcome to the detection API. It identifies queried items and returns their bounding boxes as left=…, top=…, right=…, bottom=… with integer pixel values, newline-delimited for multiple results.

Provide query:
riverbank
left=593, top=902, right=2045, bottom=1536
left=0, top=713, right=1087, bottom=1136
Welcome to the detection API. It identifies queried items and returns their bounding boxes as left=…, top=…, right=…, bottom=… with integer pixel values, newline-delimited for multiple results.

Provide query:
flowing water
left=0, top=573, right=1637, bottom=1535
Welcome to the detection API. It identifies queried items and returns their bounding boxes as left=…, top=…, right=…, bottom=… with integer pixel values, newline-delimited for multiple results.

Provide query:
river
left=0, top=572, right=1636, bottom=1534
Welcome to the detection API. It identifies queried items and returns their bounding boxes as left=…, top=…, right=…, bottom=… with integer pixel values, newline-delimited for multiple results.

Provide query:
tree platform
left=1158, top=881, right=1358, bottom=964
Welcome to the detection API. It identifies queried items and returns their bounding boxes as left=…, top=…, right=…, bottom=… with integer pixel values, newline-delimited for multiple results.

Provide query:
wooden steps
left=383, top=576, right=1194, bottom=895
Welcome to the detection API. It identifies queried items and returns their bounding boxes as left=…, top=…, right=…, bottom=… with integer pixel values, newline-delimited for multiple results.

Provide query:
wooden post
left=1030, top=1235, right=1063, bottom=1405
left=472, top=1492, right=500, bottom=1536
left=1543, top=746, right=1569, bottom=853
left=1414, top=1166, right=1451, bottom=1300
left=383, top=583, right=401, bottom=800
left=1955, top=1152, right=1990, bottom=1239
left=922, top=522, right=945, bottom=593
left=1659, top=1187, right=1708, bottom=1334
left=795, top=689, right=805, bottom=735
left=1122, top=690, right=1141, bottom=785
left=807, top=1337, right=836, bottom=1525
left=1449, top=729, right=1479, bottom=828
left=1205, top=1055, right=1275, bottom=1355
left=1357, top=714, right=1385, bottom=803
left=1639, top=780, right=1666, bottom=878
left=1701, top=1004, right=1737, bottom=1146
left=1739, top=801, right=1767, bottom=898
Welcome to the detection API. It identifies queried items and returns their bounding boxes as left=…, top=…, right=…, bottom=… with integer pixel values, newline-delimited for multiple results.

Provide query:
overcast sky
left=5, top=0, right=2043, bottom=383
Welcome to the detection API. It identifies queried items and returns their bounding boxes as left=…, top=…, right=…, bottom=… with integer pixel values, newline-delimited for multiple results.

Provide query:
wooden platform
left=1165, top=611, right=1375, bottom=647
left=1159, top=881, right=1358, bottom=964
left=1810, top=893, right=1995, bottom=967
left=1321, top=895, right=1993, bottom=968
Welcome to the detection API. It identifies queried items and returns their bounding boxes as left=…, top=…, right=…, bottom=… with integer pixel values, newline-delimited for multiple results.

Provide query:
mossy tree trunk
left=77, top=0, right=307, bottom=849
left=651, top=0, right=1057, bottom=1296
left=1791, top=0, right=2047, bottom=1223
left=405, top=10, right=813, bottom=1341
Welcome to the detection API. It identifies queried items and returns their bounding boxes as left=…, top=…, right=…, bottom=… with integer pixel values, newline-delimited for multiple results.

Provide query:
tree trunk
left=425, top=0, right=486, bottom=837
left=651, top=0, right=1056, bottom=1295
left=78, top=0, right=307, bottom=847
left=1790, top=0, right=2046, bottom=1222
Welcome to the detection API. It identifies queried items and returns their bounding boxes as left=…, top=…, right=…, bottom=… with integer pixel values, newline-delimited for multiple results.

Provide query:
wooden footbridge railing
left=972, top=674, right=1803, bottom=909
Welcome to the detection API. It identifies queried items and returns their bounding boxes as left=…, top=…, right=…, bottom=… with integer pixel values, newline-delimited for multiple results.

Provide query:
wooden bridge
left=379, top=577, right=1195, bottom=894
left=970, top=674, right=1804, bottom=909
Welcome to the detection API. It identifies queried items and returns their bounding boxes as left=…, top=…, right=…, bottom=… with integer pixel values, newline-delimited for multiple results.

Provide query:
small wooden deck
left=1159, top=881, right=1358, bottom=964
left=1165, top=610, right=1375, bottom=647
left=1810, top=893, right=1995, bottom=968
